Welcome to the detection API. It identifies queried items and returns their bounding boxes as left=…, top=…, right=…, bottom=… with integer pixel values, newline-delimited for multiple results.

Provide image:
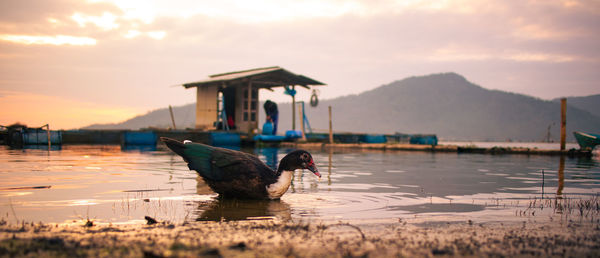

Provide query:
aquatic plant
left=516, top=195, right=600, bottom=223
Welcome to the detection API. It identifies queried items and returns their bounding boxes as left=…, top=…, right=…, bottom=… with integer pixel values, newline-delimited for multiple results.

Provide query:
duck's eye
left=302, top=153, right=308, bottom=160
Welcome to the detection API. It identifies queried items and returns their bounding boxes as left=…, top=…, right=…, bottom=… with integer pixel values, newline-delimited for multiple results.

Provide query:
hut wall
left=195, top=85, right=218, bottom=130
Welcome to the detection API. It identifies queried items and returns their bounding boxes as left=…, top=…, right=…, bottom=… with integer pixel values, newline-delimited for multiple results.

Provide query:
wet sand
left=1, top=218, right=598, bottom=257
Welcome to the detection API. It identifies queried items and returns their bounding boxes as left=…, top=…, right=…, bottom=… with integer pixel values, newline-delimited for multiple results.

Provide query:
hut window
left=242, top=87, right=257, bottom=122
left=250, top=88, right=258, bottom=111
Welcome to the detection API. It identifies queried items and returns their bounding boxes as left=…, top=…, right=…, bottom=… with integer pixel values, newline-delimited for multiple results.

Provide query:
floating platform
left=0, top=129, right=241, bottom=148
left=2, top=129, right=591, bottom=156
left=0, top=126, right=62, bottom=147
left=63, top=130, right=241, bottom=146
left=279, top=142, right=593, bottom=157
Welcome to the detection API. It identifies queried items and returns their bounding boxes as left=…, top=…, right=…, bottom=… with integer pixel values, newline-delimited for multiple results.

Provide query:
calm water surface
left=0, top=144, right=598, bottom=224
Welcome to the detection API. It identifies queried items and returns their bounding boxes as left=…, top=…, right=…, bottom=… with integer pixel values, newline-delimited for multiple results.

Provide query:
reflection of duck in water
left=162, top=137, right=320, bottom=199
left=196, top=198, right=292, bottom=221
left=257, top=147, right=279, bottom=170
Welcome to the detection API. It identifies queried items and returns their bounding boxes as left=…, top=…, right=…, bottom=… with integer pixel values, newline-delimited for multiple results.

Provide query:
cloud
left=123, top=30, right=141, bottom=39
left=0, top=0, right=122, bottom=27
left=0, top=0, right=599, bottom=127
left=427, top=45, right=582, bottom=63
left=147, top=30, right=166, bottom=40
left=0, top=0, right=164, bottom=45
left=71, top=12, right=120, bottom=30
left=0, top=34, right=97, bottom=46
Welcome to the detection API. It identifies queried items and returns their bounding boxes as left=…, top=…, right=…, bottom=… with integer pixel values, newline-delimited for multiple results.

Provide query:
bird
left=160, top=137, right=320, bottom=199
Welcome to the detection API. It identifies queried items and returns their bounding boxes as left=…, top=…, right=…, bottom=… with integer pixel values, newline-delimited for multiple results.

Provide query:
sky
left=1, top=0, right=599, bottom=129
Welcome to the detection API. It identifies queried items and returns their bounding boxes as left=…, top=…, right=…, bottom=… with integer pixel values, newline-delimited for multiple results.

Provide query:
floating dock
left=62, top=130, right=241, bottom=146
left=1, top=129, right=592, bottom=157
left=278, top=142, right=593, bottom=157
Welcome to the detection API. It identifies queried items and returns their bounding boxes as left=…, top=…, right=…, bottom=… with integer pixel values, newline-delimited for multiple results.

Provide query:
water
left=0, top=144, right=598, bottom=224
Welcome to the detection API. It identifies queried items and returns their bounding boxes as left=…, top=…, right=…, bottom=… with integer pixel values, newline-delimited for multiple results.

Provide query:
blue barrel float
left=262, top=121, right=274, bottom=135
left=362, top=134, right=387, bottom=143
left=254, top=134, right=286, bottom=142
left=409, top=134, right=438, bottom=145
left=209, top=132, right=241, bottom=146
left=254, top=122, right=285, bottom=142
left=285, top=130, right=303, bottom=140
left=122, top=131, right=157, bottom=145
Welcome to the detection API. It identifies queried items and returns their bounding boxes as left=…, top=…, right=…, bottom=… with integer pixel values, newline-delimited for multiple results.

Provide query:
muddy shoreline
left=1, top=218, right=598, bottom=257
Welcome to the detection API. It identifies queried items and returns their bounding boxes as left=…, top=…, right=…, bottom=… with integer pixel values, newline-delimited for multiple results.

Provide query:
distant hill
left=553, top=94, right=600, bottom=118
left=82, top=73, right=600, bottom=141
left=278, top=73, right=599, bottom=141
left=83, top=104, right=196, bottom=130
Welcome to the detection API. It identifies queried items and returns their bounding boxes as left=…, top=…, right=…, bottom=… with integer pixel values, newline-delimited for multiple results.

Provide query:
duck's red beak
left=307, top=161, right=320, bottom=178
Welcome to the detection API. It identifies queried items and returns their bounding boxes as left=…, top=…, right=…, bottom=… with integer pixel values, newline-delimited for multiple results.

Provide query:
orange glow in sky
left=0, top=91, right=142, bottom=129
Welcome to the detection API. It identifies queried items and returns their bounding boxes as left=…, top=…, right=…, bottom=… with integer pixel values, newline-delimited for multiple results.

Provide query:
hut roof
left=182, top=66, right=325, bottom=89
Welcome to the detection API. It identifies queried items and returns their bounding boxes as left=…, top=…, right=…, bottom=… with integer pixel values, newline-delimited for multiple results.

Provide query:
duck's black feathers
left=161, top=137, right=279, bottom=198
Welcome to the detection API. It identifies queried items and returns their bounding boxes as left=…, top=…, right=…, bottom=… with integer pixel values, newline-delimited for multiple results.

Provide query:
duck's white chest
left=266, top=170, right=293, bottom=199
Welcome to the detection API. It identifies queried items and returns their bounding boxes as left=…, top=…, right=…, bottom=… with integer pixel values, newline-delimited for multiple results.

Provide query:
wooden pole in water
left=328, top=148, right=332, bottom=185
left=300, top=103, right=306, bottom=141
left=557, top=156, right=565, bottom=196
left=328, top=106, right=333, bottom=144
left=46, top=124, right=51, bottom=150
left=560, top=98, right=566, bottom=151
left=168, top=105, right=177, bottom=130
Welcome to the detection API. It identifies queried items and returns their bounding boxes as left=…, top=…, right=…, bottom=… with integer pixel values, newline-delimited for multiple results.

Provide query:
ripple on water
left=385, top=170, right=406, bottom=173
left=1, top=145, right=599, bottom=224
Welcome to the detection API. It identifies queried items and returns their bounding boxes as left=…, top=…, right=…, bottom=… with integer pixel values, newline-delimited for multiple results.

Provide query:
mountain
left=81, top=73, right=600, bottom=141
left=553, top=94, right=600, bottom=118
left=82, top=104, right=196, bottom=130
left=282, top=73, right=599, bottom=141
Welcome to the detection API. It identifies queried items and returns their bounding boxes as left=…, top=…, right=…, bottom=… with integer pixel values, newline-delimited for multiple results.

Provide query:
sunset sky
left=1, top=0, right=599, bottom=129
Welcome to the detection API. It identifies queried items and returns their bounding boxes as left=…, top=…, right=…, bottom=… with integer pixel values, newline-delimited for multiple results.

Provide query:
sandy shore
left=1, top=218, right=598, bottom=257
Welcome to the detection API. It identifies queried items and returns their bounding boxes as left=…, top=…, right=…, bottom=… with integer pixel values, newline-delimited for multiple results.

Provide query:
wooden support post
left=560, top=98, right=566, bottom=151
left=247, top=82, right=252, bottom=113
left=169, top=105, right=177, bottom=130
left=328, top=106, right=333, bottom=144
left=248, top=81, right=254, bottom=134
left=300, top=103, right=306, bottom=141
left=291, top=86, right=296, bottom=130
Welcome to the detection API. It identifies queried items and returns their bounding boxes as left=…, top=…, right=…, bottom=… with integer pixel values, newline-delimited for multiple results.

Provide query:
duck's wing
left=161, top=137, right=273, bottom=182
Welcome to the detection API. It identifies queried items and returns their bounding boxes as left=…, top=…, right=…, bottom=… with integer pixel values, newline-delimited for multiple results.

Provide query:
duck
left=160, top=137, right=320, bottom=199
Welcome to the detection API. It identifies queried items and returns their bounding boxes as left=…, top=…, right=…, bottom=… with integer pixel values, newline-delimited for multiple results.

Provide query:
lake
left=0, top=144, right=598, bottom=224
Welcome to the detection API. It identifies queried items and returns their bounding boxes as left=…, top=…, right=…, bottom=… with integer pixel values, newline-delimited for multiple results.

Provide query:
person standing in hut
left=264, top=100, right=279, bottom=135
